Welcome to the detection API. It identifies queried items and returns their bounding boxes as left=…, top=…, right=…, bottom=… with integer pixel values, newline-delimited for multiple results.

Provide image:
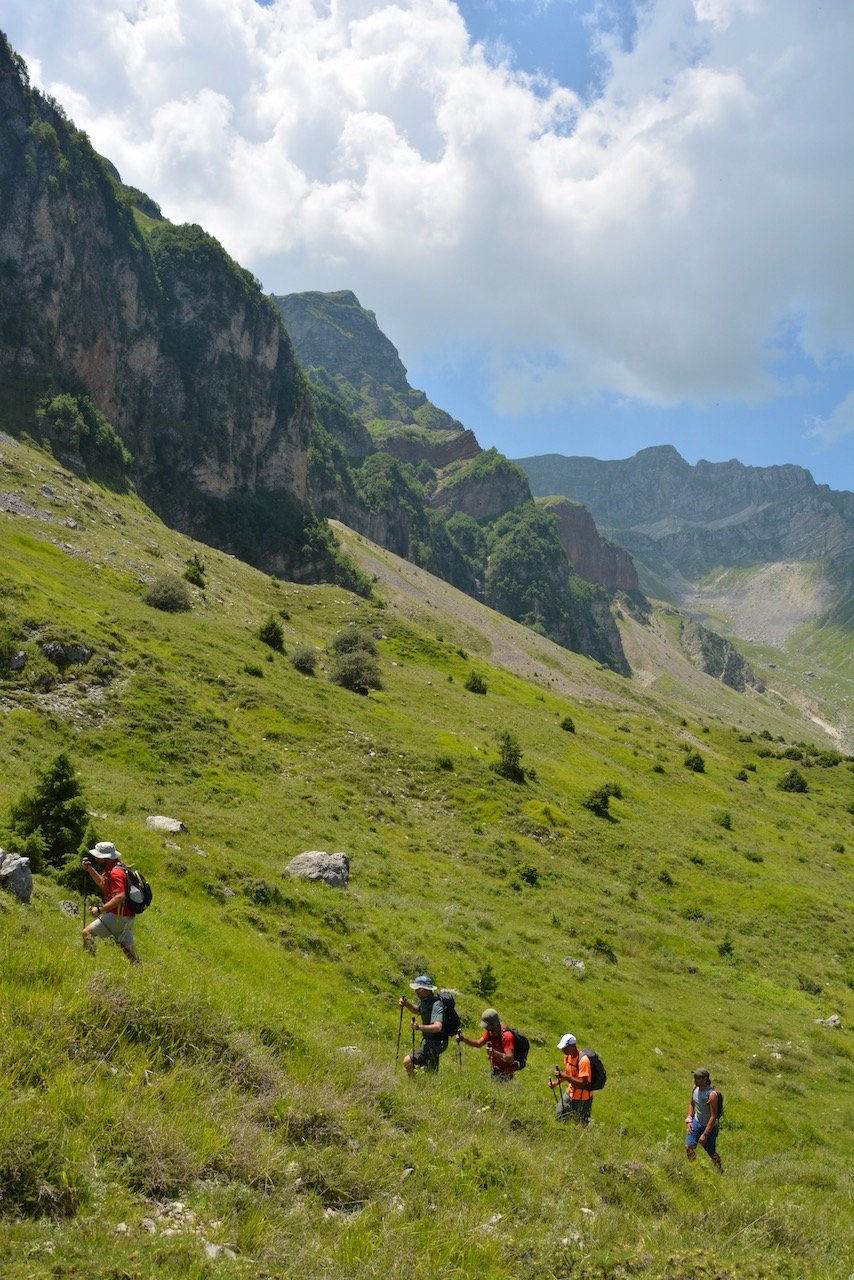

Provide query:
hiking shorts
left=556, top=1091, right=592, bottom=1124
left=411, top=1040, right=444, bottom=1072
left=686, top=1118, right=718, bottom=1156
left=89, top=912, right=135, bottom=945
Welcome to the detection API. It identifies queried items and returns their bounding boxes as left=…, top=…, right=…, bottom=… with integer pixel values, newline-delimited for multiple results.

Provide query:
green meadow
left=0, top=434, right=852, bottom=1280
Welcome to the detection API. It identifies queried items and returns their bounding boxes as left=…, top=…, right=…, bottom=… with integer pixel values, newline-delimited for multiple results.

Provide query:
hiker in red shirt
left=459, top=1008, right=518, bottom=1081
left=81, top=841, right=140, bottom=964
left=551, top=1033, right=593, bottom=1123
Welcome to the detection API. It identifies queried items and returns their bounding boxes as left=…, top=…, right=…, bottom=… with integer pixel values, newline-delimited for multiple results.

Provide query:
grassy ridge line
left=0, top=434, right=852, bottom=1278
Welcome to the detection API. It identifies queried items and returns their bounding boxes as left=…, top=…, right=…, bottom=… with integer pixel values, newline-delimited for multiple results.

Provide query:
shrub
left=683, top=749, right=705, bottom=773
left=473, top=962, right=498, bottom=1001
left=436, top=755, right=454, bottom=771
left=243, top=663, right=264, bottom=678
left=658, top=869, right=674, bottom=886
left=796, top=973, right=822, bottom=996
left=331, top=628, right=377, bottom=656
left=560, top=715, right=576, bottom=733
left=465, top=670, right=487, bottom=694
left=291, top=646, right=318, bottom=675
left=651, top=762, right=665, bottom=774
left=583, top=786, right=612, bottom=816
left=259, top=617, right=285, bottom=652
left=8, top=752, right=88, bottom=872
left=718, top=933, right=735, bottom=957
left=143, top=574, right=192, bottom=613
left=780, top=746, right=803, bottom=761
left=735, top=769, right=749, bottom=781
left=714, top=809, right=733, bottom=829
left=591, top=937, right=618, bottom=964
left=492, top=730, right=525, bottom=783
left=778, top=768, right=808, bottom=793
left=330, top=649, right=382, bottom=695
left=183, top=553, right=206, bottom=588
left=516, top=863, right=540, bottom=887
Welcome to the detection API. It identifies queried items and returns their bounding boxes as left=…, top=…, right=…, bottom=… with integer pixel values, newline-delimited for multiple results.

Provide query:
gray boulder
left=146, top=815, right=188, bottom=834
left=816, top=1014, right=843, bottom=1029
left=0, top=850, right=33, bottom=904
left=286, top=851, right=349, bottom=889
left=41, top=641, right=92, bottom=666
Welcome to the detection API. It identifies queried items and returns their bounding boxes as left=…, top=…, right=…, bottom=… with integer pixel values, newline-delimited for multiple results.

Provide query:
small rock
left=0, top=850, right=33, bottom=904
left=286, top=851, right=349, bottom=889
left=337, top=1046, right=360, bottom=1055
left=146, top=815, right=188, bottom=833
left=654, top=1047, right=663, bottom=1056
left=388, top=1195, right=405, bottom=1213
left=816, top=1014, right=843, bottom=1029
left=580, top=1207, right=595, bottom=1216
left=59, top=900, right=79, bottom=917
left=115, top=1222, right=128, bottom=1234
left=164, top=840, right=181, bottom=851
left=480, top=1213, right=503, bottom=1233
left=140, top=1218, right=157, bottom=1233
left=563, top=957, right=586, bottom=973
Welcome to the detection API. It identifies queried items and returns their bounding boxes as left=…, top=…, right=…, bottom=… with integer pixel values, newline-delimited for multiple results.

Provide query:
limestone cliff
left=537, top=496, right=638, bottom=591
left=0, top=34, right=319, bottom=578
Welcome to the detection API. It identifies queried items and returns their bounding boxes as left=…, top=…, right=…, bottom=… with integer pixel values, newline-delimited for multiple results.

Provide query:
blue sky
left=4, top=1, right=853, bottom=489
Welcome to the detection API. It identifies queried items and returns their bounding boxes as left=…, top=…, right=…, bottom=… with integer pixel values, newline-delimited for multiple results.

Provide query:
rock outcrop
left=539, top=497, right=638, bottom=591
left=0, top=850, right=33, bottom=903
left=286, top=851, right=350, bottom=889
left=680, top=621, right=765, bottom=692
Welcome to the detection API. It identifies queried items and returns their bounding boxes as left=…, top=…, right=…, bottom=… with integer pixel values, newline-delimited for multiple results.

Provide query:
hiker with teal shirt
left=398, top=975, right=446, bottom=1076
left=685, top=1068, right=723, bottom=1172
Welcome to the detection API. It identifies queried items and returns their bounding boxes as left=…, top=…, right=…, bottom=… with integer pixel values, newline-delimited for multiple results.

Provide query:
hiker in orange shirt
left=551, top=1033, right=593, bottom=1123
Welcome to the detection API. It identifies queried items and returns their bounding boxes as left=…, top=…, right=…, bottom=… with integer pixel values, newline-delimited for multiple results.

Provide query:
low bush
left=258, top=617, right=285, bottom=652
left=560, top=715, right=575, bottom=733
left=183, top=553, right=206, bottom=588
left=291, top=645, right=318, bottom=675
left=684, top=749, right=705, bottom=773
left=330, top=649, right=382, bottom=694
left=778, top=768, right=808, bottom=793
left=465, top=670, right=487, bottom=694
left=143, top=574, right=192, bottom=613
left=330, top=628, right=377, bottom=656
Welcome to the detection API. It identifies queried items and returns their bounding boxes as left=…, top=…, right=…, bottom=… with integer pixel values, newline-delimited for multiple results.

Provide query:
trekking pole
left=411, top=1018, right=416, bottom=1057
left=457, top=1032, right=463, bottom=1069
left=395, top=1005, right=404, bottom=1063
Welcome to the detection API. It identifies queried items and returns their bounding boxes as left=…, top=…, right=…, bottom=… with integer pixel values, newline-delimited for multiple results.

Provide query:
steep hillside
left=275, top=290, right=629, bottom=672
left=1, top=433, right=852, bottom=1280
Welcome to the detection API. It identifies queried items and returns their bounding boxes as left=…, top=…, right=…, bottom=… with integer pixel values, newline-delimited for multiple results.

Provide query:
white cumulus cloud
left=4, top=0, right=853, bottom=429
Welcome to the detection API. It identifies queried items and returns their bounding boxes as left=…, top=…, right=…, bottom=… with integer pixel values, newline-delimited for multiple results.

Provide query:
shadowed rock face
left=0, top=36, right=312, bottom=553
left=540, top=497, right=638, bottom=591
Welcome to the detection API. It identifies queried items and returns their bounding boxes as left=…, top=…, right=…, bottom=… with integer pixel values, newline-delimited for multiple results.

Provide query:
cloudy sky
left=5, top=0, right=853, bottom=488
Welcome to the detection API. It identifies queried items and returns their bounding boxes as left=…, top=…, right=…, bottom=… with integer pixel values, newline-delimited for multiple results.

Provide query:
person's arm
left=699, top=1091, right=719, bottom=1143
left=686, top=1092, right=695, bottom=1127
left=398, top=996, right=418, bottom=1014
left=82, top=858, right=104, bottom=890
left=488, top=1031, right=515, bottom=1065
left=418, top=1017, right=443, bottom=1034
left=564, top=1057, right=592, bottom=1089
left=93, top=867, right=127, bottom=916
left=460, top=1031, right=488, bottom=1049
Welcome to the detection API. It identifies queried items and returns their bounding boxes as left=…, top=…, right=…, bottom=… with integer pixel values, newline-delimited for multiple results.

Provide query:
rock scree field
left=0, top=433, right=852, bottom=1280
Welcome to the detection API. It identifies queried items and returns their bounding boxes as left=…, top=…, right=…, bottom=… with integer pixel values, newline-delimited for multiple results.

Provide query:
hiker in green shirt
left=398, top=974, right=446, bottom=1076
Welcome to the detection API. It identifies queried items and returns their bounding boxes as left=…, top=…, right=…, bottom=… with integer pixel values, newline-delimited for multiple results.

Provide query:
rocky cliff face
left=538, top=496, right=639, bottom=591
left=0, top=36, right=317, bottom=575
left=517, top=446, right=853, bottom=577
left=681, top=620, right=765, bottom=692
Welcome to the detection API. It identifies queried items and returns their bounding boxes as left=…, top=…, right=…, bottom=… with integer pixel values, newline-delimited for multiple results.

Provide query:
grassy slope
left=1, top=435, right=852, bottom=1280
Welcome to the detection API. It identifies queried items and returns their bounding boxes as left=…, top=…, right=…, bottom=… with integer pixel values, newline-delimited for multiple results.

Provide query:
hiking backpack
left=580, top=1048, right=607, bottom=1091
left=438, top=992, right=461, bottom=1039
left=120, top=863, right=153, bottom=915
left=712, top=1088, right=724, bottom=1119
left=507, top=1028, right=531, bottom=1071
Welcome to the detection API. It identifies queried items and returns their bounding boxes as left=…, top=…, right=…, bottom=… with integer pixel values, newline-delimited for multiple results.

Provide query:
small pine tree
left=183, top=553, right=206, bottom=588
left=684, top=749, right=706, bottom=773
left=9, top=752, right=88, bottom=871
left=473, top=961, right=498, bottom=1001
left=492, top=730, right=525, bottom=783
left=465, top=670, right=487, bottom=695
left=258, top=617, right=285, bottom=652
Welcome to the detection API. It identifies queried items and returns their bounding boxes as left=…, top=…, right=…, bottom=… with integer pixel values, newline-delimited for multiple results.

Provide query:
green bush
left=714, top=809, right=733, bottom=829
left=258, top=617, right=285, bottom=652
left=330, top=628, right=377, bottom=656
left=291, top=646, right=318, bottom=675
left=560, top=715, right=575, bottom=733
left=330, top=649, right=382, bottom=695
left=465, top=670, right=487, bottom=694
left=8, top=752, right=88, bottom=872
left=778, top=768, right=808, bottom=793
left=143, top=574, right=192, bottom=613
left=183, top=553, right=206, bottom=588
left=683, top=749, right=705, bottom=773
left=473, top=961, right=499, bottom=1001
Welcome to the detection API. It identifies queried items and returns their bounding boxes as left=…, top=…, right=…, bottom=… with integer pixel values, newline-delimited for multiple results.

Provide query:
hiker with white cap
left=398, top=975, right=446, bottom=1075
left=550, top=1033, right=593, bottom=1123
left=81, top=841, right=140, bottom=964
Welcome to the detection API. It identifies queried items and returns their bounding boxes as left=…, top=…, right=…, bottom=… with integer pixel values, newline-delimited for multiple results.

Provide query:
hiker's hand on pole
left=89, top=904, right=101, bottom=917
